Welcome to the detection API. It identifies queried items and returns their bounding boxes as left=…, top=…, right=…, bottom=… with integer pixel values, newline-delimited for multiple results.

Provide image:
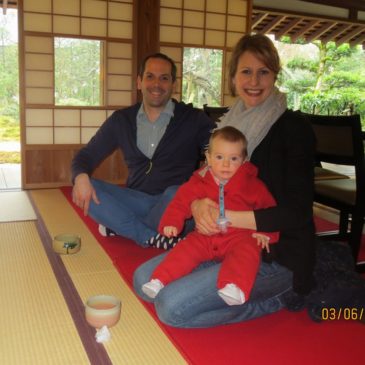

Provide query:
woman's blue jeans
left=133, top=254, right=293, bottom=328
left=88, top=179, right=180, bottom=246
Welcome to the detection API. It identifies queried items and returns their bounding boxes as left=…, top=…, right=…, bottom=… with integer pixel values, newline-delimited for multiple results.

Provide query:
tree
left=54, top=38, right=101, bottom=106
left=182, top=48, right=223, bottom=108
left=0, top=14, right=19, bottom=121
left=277, top=38, right=365, bottom=127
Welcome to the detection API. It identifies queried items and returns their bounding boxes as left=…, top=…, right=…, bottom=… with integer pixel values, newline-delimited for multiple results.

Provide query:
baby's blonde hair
left=208, top=126, right=247, bottom=157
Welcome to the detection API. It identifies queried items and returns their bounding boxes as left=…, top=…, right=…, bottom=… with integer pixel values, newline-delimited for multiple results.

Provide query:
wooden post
left=134, top=0, right=160, bottom=102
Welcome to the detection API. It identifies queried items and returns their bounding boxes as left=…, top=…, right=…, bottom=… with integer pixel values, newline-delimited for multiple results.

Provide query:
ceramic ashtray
left=85, top=295, right=121, bottom=329
left=53, top=233, right=81, bottom=255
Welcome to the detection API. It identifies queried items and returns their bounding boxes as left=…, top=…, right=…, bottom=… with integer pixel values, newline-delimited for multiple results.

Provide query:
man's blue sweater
left=72, top=100, right=215, bottom=194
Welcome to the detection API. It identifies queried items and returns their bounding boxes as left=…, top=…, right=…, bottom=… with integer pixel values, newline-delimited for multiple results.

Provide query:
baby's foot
left=218, top=283, right=245, bottom=306
left=142, top=279, right=164, bottom=299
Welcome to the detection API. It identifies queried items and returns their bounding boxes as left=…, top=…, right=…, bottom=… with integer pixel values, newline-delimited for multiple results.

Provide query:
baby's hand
left=163, top=226, right=178, bottom=238
left=252, top=233, right=270, bottom=253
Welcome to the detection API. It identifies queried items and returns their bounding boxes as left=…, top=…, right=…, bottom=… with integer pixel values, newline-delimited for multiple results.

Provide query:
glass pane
left=54, top=38, right=101, bottom=106
left=182, top=47, right=223, bottom=108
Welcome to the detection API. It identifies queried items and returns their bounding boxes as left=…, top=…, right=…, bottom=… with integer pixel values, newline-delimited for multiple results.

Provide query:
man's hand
left=191, top=198, right=220, bottom=235
left=72, top=173, right=100, bottom=216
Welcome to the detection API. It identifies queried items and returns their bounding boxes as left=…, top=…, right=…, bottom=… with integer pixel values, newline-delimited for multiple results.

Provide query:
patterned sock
left=146, top=233, right=182, bottom=250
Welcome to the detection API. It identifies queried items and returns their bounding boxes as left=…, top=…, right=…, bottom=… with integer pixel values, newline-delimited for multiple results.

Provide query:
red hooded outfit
left=153, top=162, right=279, bottom=300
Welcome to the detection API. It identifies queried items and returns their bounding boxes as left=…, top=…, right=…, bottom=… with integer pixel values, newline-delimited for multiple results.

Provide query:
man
left=71, top=53, right=215, bottom=246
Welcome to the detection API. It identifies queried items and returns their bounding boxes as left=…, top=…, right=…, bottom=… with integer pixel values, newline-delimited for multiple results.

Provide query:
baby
left=142, top=126, right=279, bottom=305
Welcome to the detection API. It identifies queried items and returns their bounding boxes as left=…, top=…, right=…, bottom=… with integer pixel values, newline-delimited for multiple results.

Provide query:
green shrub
left=0, top=115, right=20, bottom=141
left=0, top=151, right=20, bottom=163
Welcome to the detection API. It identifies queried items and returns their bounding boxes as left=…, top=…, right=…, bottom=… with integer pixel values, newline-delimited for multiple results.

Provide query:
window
left=54, top=38, right=102, bottom=106
left=182, top=47, right=223, bottom=108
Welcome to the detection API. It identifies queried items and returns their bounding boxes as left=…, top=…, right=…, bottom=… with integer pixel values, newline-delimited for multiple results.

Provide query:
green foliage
left=277, top=40, right=365, bottom=128
left=1, top=11, right=20, bottom=149
left=0, top=151, right=20, bottom=163
left=0, top=115, right=19, bottom=140
left=182, top=48, right=223, bottom=108
left=54, top=38, right=101, bottom=106
left=286, top=58, right=317, bottom=73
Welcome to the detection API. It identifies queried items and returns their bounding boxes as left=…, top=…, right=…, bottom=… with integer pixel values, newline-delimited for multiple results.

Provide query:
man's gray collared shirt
left=136, top=100, right=175, bottom=159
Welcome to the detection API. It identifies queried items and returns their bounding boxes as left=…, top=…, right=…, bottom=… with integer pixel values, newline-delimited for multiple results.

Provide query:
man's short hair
left=139, top=53, right=177, bottom=82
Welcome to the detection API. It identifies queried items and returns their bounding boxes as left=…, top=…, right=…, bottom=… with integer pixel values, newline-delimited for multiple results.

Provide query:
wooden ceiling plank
left=252, top=12, right=269, bottom=28
left=290, top=19, right=319, bottom=42
left=303, top=0, right=365, bottom=13
left=349, top=32, right=365, bottom=47
left=321, top=23, right=353, bottom=43
left=3, top=0, right=9, bottom=15
left=305, top=22, right=337, bottom=43
left=259, top=15, right=286, bottom=34
left=275, top=17, right=302, bottom=38
left=336, top=26, right=365, bottom=44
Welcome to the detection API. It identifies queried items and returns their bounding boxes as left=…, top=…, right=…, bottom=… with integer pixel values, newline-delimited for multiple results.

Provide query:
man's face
left=137, top=58, right=175, bottom=111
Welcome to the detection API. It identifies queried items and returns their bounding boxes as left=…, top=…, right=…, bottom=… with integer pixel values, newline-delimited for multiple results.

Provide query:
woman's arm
left=191, top=199, right=257, bottom=233
left=226, top=210, right=257, bottom=230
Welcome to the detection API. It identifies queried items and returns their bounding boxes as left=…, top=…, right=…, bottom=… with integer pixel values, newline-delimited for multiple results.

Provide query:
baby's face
left=206, top=137, right=245, bottom=181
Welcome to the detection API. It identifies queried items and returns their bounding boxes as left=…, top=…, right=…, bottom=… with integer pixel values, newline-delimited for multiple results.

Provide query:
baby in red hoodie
left=142, top=126, right=279, bottom=305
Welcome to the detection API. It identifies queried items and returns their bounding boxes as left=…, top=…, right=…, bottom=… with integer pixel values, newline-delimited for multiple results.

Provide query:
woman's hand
left=252, top=233, right=270, bottom=253
left=191, top=198, right=220, bottom=235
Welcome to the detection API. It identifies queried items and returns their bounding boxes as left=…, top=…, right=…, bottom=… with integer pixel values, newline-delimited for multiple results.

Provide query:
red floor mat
left=61, top=187, right=365, bottom=365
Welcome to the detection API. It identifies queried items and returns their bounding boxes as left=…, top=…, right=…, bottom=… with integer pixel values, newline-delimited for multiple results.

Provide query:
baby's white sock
left=218, top=283, right=245, bottom=306
left=142, top=279, right=164, bottom=299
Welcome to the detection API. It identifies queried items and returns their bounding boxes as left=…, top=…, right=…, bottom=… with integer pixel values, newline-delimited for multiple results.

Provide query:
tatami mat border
left=27, top=191, right=113, bottom=365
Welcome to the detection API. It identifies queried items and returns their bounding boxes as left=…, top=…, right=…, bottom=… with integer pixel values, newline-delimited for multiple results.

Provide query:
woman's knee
left=133, top=254, right=167, bottom=297
left=154, top=290, right=185, bottom=327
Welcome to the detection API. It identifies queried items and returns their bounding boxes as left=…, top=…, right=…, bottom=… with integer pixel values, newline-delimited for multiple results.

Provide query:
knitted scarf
left=218, top=87, right=287, bottom=159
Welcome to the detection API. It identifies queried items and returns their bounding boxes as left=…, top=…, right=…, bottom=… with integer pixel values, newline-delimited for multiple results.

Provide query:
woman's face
left=232, top=51, right=276, bottom=108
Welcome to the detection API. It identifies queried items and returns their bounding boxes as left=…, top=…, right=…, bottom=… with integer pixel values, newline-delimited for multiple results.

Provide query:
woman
left=133, top=34, right=316, bottom=328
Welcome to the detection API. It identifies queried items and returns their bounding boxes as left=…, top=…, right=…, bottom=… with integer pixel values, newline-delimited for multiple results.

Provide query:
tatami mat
left=30, top=189, right=187, bottom=365
left=0, top=191, right=36, bottom=222
left=0, top=221, right=90, bottom=365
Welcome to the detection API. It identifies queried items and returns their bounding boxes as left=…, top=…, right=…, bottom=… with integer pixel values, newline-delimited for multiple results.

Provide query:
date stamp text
left=321, top=307, right=364, bottom=321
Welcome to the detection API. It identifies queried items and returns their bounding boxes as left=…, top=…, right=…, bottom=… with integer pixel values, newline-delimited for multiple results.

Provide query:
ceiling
left=252, top=0, right=365, bottom=48
left=2, top=0, right=365, bottom=47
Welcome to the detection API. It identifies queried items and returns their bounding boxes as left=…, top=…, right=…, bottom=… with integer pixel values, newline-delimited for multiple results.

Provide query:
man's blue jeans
left=133, top=254, right=293, bottom=328
left=88, top=179, right=179, bottom=246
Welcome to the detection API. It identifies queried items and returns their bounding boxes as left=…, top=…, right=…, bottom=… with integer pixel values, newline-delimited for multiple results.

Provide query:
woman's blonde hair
left=228, top=34, right=281, bottom=96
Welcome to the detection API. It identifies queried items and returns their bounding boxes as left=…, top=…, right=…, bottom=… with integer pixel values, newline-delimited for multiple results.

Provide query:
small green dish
left=53, top=233, right=81, bottom=255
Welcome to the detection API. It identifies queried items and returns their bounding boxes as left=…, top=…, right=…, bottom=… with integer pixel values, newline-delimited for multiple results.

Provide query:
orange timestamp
left=321, top=307, right=364, bottom=321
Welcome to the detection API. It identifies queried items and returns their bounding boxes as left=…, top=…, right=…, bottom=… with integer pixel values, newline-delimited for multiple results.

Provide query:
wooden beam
left=275, top=17, right=302, bottom=38
left=134, top=0, right=160, bottom=103
left=302, top=0, right=365, bottom=12
left=259, top=15, right=286, bottom=34
left=252, top=12, right=268, bottom=28
left=305, top=22, right=337, bottom=43
left=3, top=0, right=8, bottom=15
left=321, top=23, right=353, bottom=43
left=350, top=32, right=365, bottom=47
left=290, top=19, right=319, bottom=42
left=336, top=25, right=365, bottom=44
